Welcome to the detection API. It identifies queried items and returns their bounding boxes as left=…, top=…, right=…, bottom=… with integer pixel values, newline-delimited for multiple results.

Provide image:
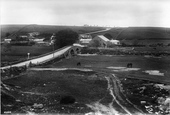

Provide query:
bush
left=54, top=29, right=78, bottom=48
left=1, top=43, right=12, bottom=52
left=88, top=39, right=101, bottom=47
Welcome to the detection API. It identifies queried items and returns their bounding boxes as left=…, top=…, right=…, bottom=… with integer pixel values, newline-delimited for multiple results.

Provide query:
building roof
left=4, top=38, right=12, bottom=40
left=97, top=35, right=110, bottom=42
left=33, top=38, right=44, bottom=42
left=110, top=39, right=120, bottom=43
left=80, top=39, right=92, bottom=44
left=79, top=34, right=92, bottom=39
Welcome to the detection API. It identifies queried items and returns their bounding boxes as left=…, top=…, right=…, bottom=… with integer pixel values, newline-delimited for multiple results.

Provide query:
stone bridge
left=63, top=46, right=82, bottom=58
left=0, top=45, right=83, bottom=71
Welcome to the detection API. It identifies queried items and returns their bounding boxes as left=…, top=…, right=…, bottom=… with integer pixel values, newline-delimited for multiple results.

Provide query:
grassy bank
left=1, top=45, right=54, bottom=64
left=2, top=70, right=109, bottom=114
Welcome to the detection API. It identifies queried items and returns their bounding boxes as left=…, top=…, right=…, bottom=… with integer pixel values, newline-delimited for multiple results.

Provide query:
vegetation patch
left=2, top=70, right=108, bottom=114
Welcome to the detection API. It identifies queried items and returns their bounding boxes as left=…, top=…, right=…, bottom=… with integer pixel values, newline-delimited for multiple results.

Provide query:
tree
left=88, top=39, right=101, bottom=47
left=5, top=33, right=11, bottom=37
left=54, top=29, right=78, bottom=48
left=2, top=43, right=11, bottom=52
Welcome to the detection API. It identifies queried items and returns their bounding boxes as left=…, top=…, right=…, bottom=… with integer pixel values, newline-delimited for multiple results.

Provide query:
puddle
left=84, top=65, right=92, bottom=67
left=107, top=67, right=126, bottom=69
left=30, top=68, right=93, bottom=72
left=144, top=55, right=162, bottom=58
left=78, top=54, right=97, bottom=56
left=144, top=70, right=164, bottom=76
left=105, top=55, right=113, bottom=57
left=144, top=55, right=152, bottom=58
left=107, top=66, right=140, bottom=72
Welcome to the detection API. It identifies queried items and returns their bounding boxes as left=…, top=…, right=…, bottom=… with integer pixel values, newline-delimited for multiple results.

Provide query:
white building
left=110, top=39, right=120, bottom=45
left=90, top=35, right=110, bottom=47
left=4, top=39, right=12, bottom=43
left=79, top=34, right=92, bottom=39
left=19, top=35, right=28, bottom=39
left=28, top=32, right=40, bottom=38
left=90, top=35, right=120, bottom=47
left=33, top=38, right=45, bottom=43
left=79, top=38, right=92, bottom=45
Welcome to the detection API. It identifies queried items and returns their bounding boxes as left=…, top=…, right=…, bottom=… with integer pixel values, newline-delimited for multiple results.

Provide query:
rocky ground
left=120, top=77, right=170, bottom=114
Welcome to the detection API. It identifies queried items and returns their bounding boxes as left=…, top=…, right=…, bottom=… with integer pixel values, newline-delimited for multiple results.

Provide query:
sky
left=1, top=0, right=170, bottom=27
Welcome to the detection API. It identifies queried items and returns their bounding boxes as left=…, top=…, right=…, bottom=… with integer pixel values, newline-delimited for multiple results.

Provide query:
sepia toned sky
left=1, top=0, right=170, bottom=27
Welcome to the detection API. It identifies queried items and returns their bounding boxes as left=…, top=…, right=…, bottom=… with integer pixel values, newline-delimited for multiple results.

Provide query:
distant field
left=122, top=40, right=170, bottom=45
left=1, top=45, right=53, bottom=56
left=133, top=46, right=170, bottom=51
left=1, top=45, right=53, bottom=63
left=1, top=24, right=105, bottom=38
left=49, top=55, right=170, bottom=84
left=117, top=27, right=170, bottom=40
left=2, top=24, right=170, bottom=46
left=90, top=27, right=170, bottom=39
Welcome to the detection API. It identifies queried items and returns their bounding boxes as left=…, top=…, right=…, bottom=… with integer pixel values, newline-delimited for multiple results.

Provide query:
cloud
left=1, top=0, right=170, bottom=27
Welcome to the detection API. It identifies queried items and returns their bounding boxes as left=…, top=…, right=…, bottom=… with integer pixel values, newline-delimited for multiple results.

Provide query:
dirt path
left=110, top=74, right=144, bottom=114
left=86, top=72, right=144, bottom=115
left=105, top=75, right=132, bottom=115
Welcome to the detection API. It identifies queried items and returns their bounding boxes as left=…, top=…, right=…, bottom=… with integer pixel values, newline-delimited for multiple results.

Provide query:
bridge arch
left=70, top=49, right=75, bottom=56
left=64, top=51, right=69, bottom=58
left=75, top=48, right=80, bottom=54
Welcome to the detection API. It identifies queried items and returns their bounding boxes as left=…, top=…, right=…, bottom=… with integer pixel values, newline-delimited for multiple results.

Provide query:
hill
left=117, top=27, right=170, bottom=40
left=1, top=24, right=105, bottom=39
left=90, top=27, right=170, bottom=45
left=1, top=25, right=170, bottom=45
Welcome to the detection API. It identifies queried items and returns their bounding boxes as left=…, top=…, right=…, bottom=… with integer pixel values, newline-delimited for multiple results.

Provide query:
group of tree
left=12, top=36, right=29, bottom=41
left=5, top=33, right=11, bottom=37
left=1, top=43, right=11, bottom=53
left=54, top=29, right=78, bottom=49
left=88, top=39, right=101, bottom=47
left=3, top=29, right=79, bottom=48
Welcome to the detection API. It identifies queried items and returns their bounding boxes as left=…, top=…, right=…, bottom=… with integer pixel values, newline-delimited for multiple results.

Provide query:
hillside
left=89, top=27, right=170, bottom=45
left=1, top=25, right=170, bottom=45
left=117, top=27, right=170, bottom=40
left=1, top=24, right=105, bottom=39
left=90, top=27, right=170, bottom=39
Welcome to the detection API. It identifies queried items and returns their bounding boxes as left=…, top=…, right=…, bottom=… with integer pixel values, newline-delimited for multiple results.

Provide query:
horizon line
left=1, top=24, right=170, bottom=28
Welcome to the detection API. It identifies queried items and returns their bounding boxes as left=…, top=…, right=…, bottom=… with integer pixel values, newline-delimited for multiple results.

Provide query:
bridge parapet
left=63, top=46, right=82, bottom=58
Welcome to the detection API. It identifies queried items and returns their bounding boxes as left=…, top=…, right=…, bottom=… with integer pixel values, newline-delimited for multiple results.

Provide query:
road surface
left=84, top=28, right=112, bottom=35
left=0, top=46, right=72, bottom=70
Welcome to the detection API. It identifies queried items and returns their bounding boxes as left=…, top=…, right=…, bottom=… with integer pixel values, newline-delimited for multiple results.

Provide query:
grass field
left=49, top=55, right=170, bottom=84
left=3, top=69, right=110, bottom=114
left=2, top=54, right=170, bottom=114
left=133, top=46, right=170, bottom=51
left=116, top=27, right=170, bottom=40
left=1, top=45, right=54, bottom=63
left=1, top=45, right=53, bottom=56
